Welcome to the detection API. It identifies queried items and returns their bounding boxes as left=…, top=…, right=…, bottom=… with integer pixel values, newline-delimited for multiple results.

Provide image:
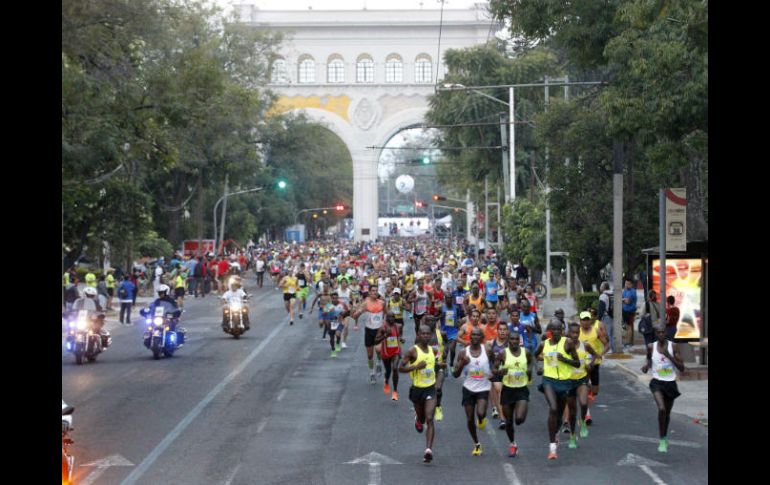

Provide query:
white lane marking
left=502, top=463, right=522, bottom=485
left=368, top=463, right=381, bottom=485
left=613, top=434, right=702, bottom=448
left=276, top=389, right=287, bottom=401
left=120, top=318, right=288, bottom=485
left=224, top=463, right=242, bottom=485
left=639, top=464, right=668, bottom=485
left=257, top=417, right=268, bottom=434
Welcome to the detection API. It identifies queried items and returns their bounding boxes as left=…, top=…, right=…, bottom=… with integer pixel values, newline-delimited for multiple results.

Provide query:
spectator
left=85, top=269, right=97, bottom=288
left=665, top=295, right=680, bottom=341
left=621, top=279, right=637, bottom=351
left=105, top=268, right=116, bottom=310
left=96, top=275, right=110, bottom=311
left=117, top=274, right=136, bottom=325
left=640, top=290, right=662, bottom=346
left=597, top=282, right=614, bottom=352
left=64, top=277, right=80, bottom=312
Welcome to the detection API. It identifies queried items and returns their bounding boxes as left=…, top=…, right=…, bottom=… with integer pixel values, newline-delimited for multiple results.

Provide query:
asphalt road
left=62, top=276, right=708, bottom=485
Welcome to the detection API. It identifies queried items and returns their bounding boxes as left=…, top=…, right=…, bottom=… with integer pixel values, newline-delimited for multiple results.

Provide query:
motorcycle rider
left=148, top=284, right=185, bottom=346
left=220, top=276, right=250, bottom=330
left=72, top=287, right=111, bottom=348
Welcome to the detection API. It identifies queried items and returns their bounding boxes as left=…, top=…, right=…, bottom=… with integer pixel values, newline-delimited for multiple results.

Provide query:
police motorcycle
left=222, top=276, right=250, bottom=339
left=62, top=401, right=75, bottom=485
left=64, top=309, right=110, bottom=365
left=140, top=305, right=184, bottom=360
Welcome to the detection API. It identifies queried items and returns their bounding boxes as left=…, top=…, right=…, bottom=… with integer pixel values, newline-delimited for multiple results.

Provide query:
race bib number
left=288, top=287, right=295, bottom=294
left=330, top=320, right=340, bottom=330
left=299, top=280, right=306, bottom=287
left=386, top=336, right=399, bottom=348
left=445, top=311, right=455, bottom=327
left=469, top=369, right=486, bottom=379
left=545, top=351, right=558, bottom=367
left=455, top=296, right=464, bottom=305
left=658, top=362, right=674, bottom=378
left=504, top=370, right=527, bottom=387
left=371, top=313, right=383, bottom=326
left=416, top=302, right=427, bottom=314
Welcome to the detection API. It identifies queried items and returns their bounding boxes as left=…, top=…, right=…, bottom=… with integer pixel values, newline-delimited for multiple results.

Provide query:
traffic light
left=335, top=205, right=345, bottom=211
left=422, top=155, right=430, bottom=165
left=277, top=180, right=287, bottom=189
left=432, top=194, right=446, bottom=201
left=312, top=213, right=318, bottom=219
left=323, top=209, right=328, bottom=215
left=415, top=201, right=424, bottom=208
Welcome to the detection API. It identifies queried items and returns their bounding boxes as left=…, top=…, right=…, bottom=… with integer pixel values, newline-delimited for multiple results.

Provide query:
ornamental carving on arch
left=351, top=98, right=380, bottom=131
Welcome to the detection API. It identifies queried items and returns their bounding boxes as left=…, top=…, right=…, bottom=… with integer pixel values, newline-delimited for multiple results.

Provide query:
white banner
left=665, top=188, right=687, bottom=251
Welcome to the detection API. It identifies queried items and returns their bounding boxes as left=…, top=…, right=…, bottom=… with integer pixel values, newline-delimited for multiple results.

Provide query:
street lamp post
left=213, top=186, right=264, bottom=256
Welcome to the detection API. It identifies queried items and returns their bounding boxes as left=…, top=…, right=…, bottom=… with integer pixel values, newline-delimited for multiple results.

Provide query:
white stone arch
left=279, top=106, right=356, bottom=156
left=374, top=107, right=430, bottom=160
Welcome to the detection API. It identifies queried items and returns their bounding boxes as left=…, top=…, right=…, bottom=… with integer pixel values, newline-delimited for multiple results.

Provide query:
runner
left=255, top=255, right=266, bottom=288
left=387, top=288, right=406, bottom=343
left=641, top=324, right=685, bottom=453
left=535, top=320, right=581, bottom=460
left=452, top=327, right=494, bottom=456
left=456, top=308, right=483, bottom=351
left=578, top=309, right=609, bottom=425
left=425, top=315, right=448, bottom=422
left=336, top=278, right=353, bottom=348
left=486, top=321, right=509, bottom=428
left=465, top=285, right=485, bottom=316
left=375, top=313, right=402, bottom=400
left=327, top=292, right=349, bottom=358
left=409, top=274, right=432, bottom=336
left=519, top=299, right=541, bottom=355
left=492, top=328, right=533, bottom=457
left=352, top=290, right=386, bottom=384
left=296, top=263, right=312, bottom=320
left=438, top=294, right=460, bottom=368
left=310, top=285, right=333, bottom=339
left=565, top=321, right=600, bottom=446
left=399, top=324, right=444, bottom=463
left=278, top=270, right=298, bottom=325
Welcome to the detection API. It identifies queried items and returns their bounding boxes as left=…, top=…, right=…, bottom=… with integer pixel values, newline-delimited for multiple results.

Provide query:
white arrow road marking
left=276, top=388, right=287, bottom=401
left=617, top=453, right=669, bottom=485
left=120, top=317, right=288, bottom=485
left=345, top=451, right=403, bottom=485
left=80, top=454, right=134, bottom=485
left=223, top=463, right=242, bottom=485
left=613, top=434, right=702, bottom=448
left=639, top=464, right=668, bottom=485
left=616, top=453, right=668, bottom=467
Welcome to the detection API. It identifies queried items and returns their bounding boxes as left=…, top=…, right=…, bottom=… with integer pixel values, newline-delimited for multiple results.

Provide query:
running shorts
left=461, top=387, right=490, bottom=406
left=409, top=385, right=437, bottom=404
left=501, top=386, right=530, bottom=405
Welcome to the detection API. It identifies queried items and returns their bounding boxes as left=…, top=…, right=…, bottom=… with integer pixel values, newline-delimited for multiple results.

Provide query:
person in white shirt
left=220, top=277, right=249, bottom=329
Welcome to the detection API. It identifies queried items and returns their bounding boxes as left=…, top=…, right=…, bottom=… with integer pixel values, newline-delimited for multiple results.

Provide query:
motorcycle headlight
left=77, top=319, right=88, bottom=330
left=230, top=303, right=242, bottom=312
left=154, top=317, right=164, bottom=326
left=68, top=321, right=76, bottom=328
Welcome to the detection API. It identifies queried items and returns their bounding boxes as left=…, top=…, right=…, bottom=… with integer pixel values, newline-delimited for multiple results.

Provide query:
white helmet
left=84, top=287, right=97, bottom=297
left=157, top=284, right=170, bottom=294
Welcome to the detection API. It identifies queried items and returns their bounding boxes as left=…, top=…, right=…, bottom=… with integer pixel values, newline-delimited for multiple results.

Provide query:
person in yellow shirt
left=105, top=268, right=116, bottom=311
left=175, top=269, right=188, bottom=309
left=278, top=270, right=299, bottom=325
left=492, top=328, right=533, bottom=458
left=85, top=271, right=97, bottom=289
left=399, top=324, right=445, bottom=463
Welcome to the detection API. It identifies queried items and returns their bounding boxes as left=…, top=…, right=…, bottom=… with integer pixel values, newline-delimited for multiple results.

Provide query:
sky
left=214, top=0, right=487, bottom=12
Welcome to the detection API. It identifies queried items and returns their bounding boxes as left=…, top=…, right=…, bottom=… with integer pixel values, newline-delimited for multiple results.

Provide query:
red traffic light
left=335, top=205, right=345, bottom=211
left=432, top=194, right=447, bottom=201
left=415, top=201, right=424, bottom=208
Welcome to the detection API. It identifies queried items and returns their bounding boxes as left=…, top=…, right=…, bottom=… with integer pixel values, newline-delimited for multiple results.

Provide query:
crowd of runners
left=246, top=237, right=684, bottom=463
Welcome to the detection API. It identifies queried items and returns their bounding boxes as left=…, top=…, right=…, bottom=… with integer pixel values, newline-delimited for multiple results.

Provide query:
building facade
left=237, top=4, right=497, bottom=241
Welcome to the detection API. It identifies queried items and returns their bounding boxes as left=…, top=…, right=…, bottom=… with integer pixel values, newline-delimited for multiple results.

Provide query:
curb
left=604, top=360, right=651, bottom=384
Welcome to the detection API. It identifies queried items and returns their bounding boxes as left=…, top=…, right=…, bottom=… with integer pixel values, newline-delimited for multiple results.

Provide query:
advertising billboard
left=652, top=258, right=702, bottom=341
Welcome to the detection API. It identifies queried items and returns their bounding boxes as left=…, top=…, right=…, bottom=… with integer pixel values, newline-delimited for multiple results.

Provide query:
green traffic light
left=422, top=156, right=430, bottom=164
left=277, top=180, right=287, bottom=189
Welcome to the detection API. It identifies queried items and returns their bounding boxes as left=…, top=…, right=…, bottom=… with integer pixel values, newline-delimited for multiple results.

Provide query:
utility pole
left=484, top=175, right=489, bottom=259
left=218, top=173, right=229, bottom=256
left=613, top=142, right=625, bottom=353
left=659, top=189, right=667, bottom=328
left=501, top=114, right=510, bottom=202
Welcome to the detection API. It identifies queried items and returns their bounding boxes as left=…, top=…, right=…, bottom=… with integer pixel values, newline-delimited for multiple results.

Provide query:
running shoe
left=415, top=416, right=424, bottom=433
left=331, top=350, right=337, bottom=358
left=299, top=313, right=303, bottom=319
left=508, top=443, right=518, bottom=458
left=370, top=373, right=376, bottom=385
left=588, top=391, right=595, bottom=402
left=391, top=391, right=398, bottom=401
left=335, top=343, right=342, bottom=352
left=568, top=436, right=577, bottom=449
left=561, top=422, right=571, bottom=434
left=478, top=417, right=487, bottom=429
left=499, top=420, right=506, bottom=430
left=434, top=406, right=443, bottom=421
left=341, top=342, right=348, bottom=349
left=585, top=410, right=593, bottom=426
left=383, top=382, right=391, bottom=394
left=492, top=408, right=499, bottom=419
left=289, top=320, right=294, bottom=326
left=547, top=450, right=558, bottom=460
left=472, top=443, right=482, bottom=456
left=423, top=448, right=433, bottom=463
left=658, top=439, right=668, bottom=453
left=376, top=363, right=383, bottom=376
left=579, top=420, right=588, bottom=438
